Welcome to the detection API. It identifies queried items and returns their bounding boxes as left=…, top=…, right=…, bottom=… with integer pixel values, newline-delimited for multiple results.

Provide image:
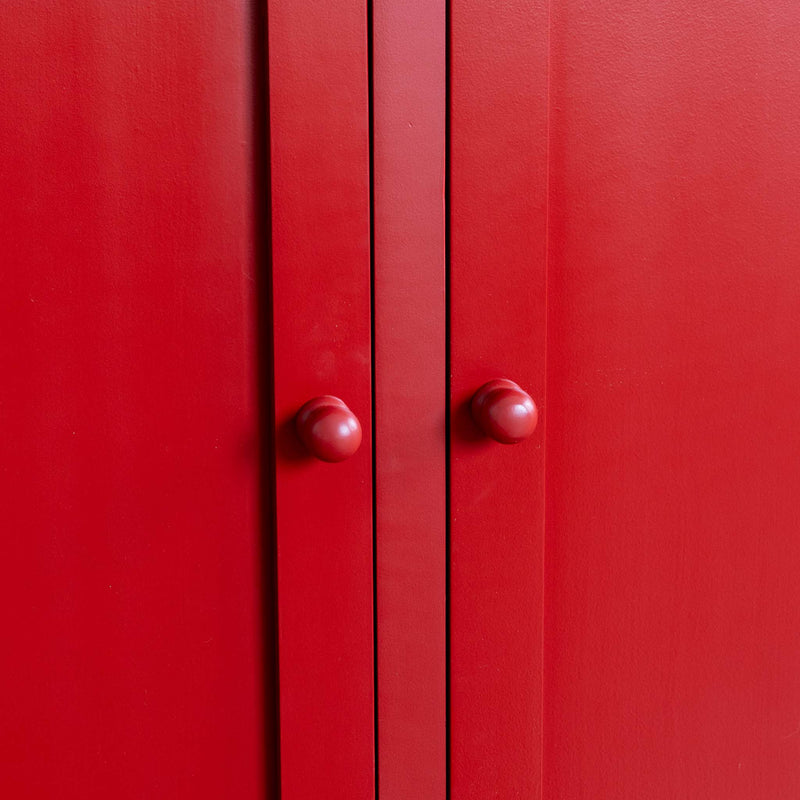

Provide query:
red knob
left=295, top=396, right=362, bottom=462
left=470, top=379, right=538, bottom=444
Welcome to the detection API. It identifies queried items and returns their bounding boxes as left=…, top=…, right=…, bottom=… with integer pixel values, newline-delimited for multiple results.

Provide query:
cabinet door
left=452, top=1, right=800, bottom=798
left=266, top=1, right=374, bottom=798
left=545, top=3, right=800, bottom=797
left=449, top=1, right=549, bottom=797
left=0, top=4, right=267, bottom=797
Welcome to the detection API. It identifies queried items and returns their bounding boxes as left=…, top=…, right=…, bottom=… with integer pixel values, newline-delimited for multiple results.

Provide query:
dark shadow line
left=367, top=0, right=379, bottom=796
left=251, top=0, right=281, bottom=796
left=445, top=0, right=452, bottom=797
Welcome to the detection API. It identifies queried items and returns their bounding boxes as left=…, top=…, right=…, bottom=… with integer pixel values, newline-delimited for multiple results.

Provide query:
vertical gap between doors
left=252, top=0, right=281, bottom=796
left=367, top=0, right=379, bottom=796
left=444, top=0, right=452, bottom=797
left=541, top=1, right=554, bottom=796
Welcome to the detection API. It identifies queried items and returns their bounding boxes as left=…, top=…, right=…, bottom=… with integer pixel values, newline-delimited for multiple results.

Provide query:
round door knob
left=470, top=379, right=538, bottom=444
left=295, top=396, right=362, bottom=462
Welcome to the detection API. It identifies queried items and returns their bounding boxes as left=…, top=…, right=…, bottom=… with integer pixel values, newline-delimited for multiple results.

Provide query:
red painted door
left=266, top=1, right=374, bottom=798
left=0, top=3, right=268, bottom=797
left=451, top=1, right=800, bottom=798
left=449, top=1, right=549, bottom=797
left=544, top=3, right=800, bottom=797
left=2, top=2, right=375, bottom=796
left=7, top=3, right=800, bottom=798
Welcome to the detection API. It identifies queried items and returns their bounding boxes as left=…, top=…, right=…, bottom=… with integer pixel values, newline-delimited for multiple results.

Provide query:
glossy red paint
left=471, top=379, right=539, bottom=445
left=266, top=0, right=374, bottom=797
left=544, top=2, right=800, bottom=797
left=0, top=3, right=266, bottom=797
left=449, top=0, right=550, bottom=797
left=372, top=0, right=447, bottom=796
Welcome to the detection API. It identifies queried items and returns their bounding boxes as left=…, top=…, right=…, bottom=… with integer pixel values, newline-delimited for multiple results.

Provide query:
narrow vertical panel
left=267, top=1, right=374, bottom=798
left=372, top=1, right=447, bottom=797
left=449, top=1, right=550, bottom=797
left=545, top=3, right=800, bottom=797
left=0, top=3, right=266, bottom=798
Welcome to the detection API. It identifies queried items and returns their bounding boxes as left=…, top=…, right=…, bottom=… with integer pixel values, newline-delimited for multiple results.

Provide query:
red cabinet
left=1, top=4, right=267, bottom=797
left=4, top=2, right=800, bottom=799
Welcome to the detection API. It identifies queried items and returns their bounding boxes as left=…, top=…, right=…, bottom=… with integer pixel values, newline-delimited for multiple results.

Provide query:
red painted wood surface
left=266, top=1, right=374, bottom=797
left=544, top=2, right=800, bottom=797
left=449, top=1, right=550, bottom=797
left=372, top=1, right=447, bottom=796
left=0, top=3, right=267, bottom=797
